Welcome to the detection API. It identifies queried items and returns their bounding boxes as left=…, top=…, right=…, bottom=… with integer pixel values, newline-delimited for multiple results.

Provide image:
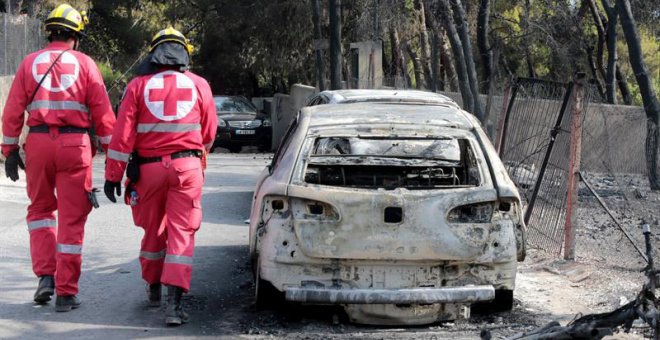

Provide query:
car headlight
left=262, top=119, right=272, bottom=127
left=219, top=119, right=227, bottom=127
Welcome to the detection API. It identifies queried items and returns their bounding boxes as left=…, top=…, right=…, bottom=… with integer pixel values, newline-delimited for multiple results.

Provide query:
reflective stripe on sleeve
left=2, top=136, right=19, bottom=145
left=107, top=149, right=130, bottom=162
left=57, top=243, right=82, bottom=254
left=27, top=219, right=57, bottom=231
left=27, top=100, right=89, bottom=113
left=97, top=135, right=112, bottom=144
left=164, top=254, right=193, bottom=265
left=140, top=249, right=166, bottom=260
left=137, top=123, right=201, bottom=133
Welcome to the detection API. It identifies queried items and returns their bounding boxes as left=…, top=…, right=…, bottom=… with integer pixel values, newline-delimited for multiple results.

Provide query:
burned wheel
left=254, top=260, right=283, bottom=309
left=472, top=289, right=514, bottom=314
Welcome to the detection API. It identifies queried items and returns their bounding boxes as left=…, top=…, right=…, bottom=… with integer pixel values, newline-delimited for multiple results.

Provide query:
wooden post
left=563, top=73, right=586, bottom=260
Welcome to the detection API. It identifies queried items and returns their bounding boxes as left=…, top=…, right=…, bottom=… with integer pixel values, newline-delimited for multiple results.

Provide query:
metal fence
left=0, top=13, right=43, bottom=76
left=496, top=76, right=654, bottom=268
left=498, top=78, right=574, bottom=255
left=576, top=85, right=654, bottom=270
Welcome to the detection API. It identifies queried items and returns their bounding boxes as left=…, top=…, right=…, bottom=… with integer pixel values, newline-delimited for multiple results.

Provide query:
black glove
left=104, top=180, right=122, bottom=203
left=5, top=149, right=25, bottom=182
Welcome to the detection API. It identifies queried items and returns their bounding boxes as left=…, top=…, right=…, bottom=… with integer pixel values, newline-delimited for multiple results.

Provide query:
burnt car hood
left=217, top=113, right=258, bottom=121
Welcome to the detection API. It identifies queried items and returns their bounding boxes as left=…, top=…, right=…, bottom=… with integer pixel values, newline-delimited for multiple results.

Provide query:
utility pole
left=311, top=0, right=325, bottom=91
left=329, top=0, right=342, bottom=90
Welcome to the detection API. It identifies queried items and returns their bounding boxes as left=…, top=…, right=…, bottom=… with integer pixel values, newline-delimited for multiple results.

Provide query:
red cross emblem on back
left=148, top=74, right=194, bottom=117
left=31, top=50, right=80, bottom=92
left=144, top=71, right=197, bottom=121
left=36, top=53, right=77, bottom=88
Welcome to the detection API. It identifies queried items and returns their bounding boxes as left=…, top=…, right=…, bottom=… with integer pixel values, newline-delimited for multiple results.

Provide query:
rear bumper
left=284, top=285, right=495, bottom=304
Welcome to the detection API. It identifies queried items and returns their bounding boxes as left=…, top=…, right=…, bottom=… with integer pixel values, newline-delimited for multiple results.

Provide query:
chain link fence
left=0, top=13, right=43, bottom=76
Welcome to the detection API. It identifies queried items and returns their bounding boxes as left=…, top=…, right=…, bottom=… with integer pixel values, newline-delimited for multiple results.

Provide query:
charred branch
left=477, top=0, right=493, bottom=94
left=450, top=0, right=484, bottom=121
left=436, top=0, right=473, bottom=113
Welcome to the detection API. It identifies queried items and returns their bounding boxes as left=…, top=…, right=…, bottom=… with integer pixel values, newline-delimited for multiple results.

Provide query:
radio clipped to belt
left=124, top=152, right=140, bottom=206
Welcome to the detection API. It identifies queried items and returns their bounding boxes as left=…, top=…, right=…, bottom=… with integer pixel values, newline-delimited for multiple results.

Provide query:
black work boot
left=34, top=275, right=55, bottom=304
left=55, top=295, right=81, bottom=312
left=147, top=283, right=162, bottom=307
left=165, top=286, right=189, bottom=326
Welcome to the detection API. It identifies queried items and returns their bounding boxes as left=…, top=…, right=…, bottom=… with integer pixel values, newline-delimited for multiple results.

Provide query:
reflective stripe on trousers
left=57, top=243, right=82, bottom=254
left=27, top=100, right=89, bottom=113
left=140, top=249, right=166, bottom=260
left=27, top=219, right=57, bottom=231
left=164, top=254, right=193, bottom=265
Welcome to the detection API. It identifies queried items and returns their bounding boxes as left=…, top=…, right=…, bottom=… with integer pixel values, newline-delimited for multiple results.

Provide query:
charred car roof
left=317, top=89, right=459, bottom=107
left=302, top=102, right=475, bottom=130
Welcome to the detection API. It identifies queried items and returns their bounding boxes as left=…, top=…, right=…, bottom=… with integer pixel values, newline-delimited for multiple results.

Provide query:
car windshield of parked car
left=214, top=97, right=257, bottom=114
left=305, top=137, right=482, bottom=189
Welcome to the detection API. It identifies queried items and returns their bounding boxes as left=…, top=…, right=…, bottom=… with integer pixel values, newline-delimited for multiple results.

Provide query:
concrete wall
left=349, top=41, right=383, bottom=89
left=271, top=94, right=293, bottom=152
left=268, top=84, right=318, bottom=151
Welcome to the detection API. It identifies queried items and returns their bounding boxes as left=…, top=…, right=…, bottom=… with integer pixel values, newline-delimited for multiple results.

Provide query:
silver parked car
left=249, top=97, right=526, bottom=325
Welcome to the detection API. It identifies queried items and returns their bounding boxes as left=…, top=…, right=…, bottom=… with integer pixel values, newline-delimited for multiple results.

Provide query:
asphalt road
left=0, top=153, right=272, bottom=339
left=0, top=153, right=534, bottom=339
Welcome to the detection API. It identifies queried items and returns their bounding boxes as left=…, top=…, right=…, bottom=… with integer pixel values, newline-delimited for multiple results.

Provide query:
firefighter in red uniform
left=1, top=4, right=116, bottom=311
left=104, top=27, right=217, bottom=326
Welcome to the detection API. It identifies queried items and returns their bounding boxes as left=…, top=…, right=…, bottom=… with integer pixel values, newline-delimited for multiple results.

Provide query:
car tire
left=257, top=144, right=268, bottom=153
left=255, top=261, right=283, bottom=309
left=472, top=289, right=514, bottom=314
left=229, top=145, right=242, bottom=153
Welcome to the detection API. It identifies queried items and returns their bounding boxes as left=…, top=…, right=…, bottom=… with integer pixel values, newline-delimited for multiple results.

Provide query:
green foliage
left=22, top=0, right=659, bottom=100
left=96, top=61, right=125, bottom=104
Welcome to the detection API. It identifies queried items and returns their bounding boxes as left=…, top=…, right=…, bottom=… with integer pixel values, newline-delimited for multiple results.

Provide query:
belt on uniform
left=136, top=150, right=202, bottom=164
left=29, top=124, right=88, bottom=134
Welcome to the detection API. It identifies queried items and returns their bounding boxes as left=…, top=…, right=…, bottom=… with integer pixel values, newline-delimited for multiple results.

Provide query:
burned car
left=305, top=89, right=460, bottom=107
left=248, top=101, right=526, bottom=325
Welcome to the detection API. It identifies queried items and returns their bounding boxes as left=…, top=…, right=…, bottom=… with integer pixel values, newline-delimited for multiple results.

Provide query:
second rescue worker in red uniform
left=1, top=4, right=115, bottom=311
left=104, top=27, right=217, bottom=326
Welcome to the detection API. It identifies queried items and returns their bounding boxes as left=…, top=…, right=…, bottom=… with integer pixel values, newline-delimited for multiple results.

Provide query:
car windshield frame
left=214, top=96, right=257, bottom=114
left=296, top=134, right=488, bottom=190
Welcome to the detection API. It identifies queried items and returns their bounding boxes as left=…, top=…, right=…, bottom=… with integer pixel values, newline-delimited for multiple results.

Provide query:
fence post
left=497, top=79, right=519, bottom=156
left=563, top=73, right=586, bottom=260
left=494, top=81, right=511, bottom=153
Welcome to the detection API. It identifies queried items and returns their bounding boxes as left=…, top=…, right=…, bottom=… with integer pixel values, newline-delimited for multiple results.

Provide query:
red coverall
left=105, top=69, right=217, bottom=292
left=1, top=41, right=116, bottom=296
